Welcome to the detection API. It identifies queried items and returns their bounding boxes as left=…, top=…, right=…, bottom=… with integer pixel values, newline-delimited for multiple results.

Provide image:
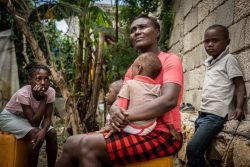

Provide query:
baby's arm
left=118, top=97, right=129, bottom=109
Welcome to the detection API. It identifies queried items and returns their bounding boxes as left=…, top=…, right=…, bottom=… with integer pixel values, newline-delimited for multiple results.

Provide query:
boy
left=186, top=24, right=246, bottom=167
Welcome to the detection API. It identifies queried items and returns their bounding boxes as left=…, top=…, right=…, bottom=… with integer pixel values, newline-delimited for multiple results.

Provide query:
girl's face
left=29, top=69, right=50, bottom=96
left=130, top=18, right=159, bottom=52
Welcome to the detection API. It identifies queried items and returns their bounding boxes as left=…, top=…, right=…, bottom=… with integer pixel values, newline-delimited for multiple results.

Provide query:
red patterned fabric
left=104, top=130, right=182, bottom=166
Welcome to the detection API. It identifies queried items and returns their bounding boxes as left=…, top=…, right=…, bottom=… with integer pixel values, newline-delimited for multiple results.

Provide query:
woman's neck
left=140, top=46, right=160, bottom=55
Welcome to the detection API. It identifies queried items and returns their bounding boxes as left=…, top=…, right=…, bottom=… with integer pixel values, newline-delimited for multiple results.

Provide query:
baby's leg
left=45, top=129, right=58, bottom=167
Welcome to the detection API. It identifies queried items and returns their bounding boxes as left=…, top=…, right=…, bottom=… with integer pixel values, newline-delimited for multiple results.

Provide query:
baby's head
left=105, top=79, right=123, bottom=106
left=204, top=24, right=230, bottom=59
left=131, top=52, right=162, bottom=79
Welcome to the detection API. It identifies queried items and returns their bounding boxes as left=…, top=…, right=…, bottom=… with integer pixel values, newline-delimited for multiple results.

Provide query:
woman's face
left=130, top=18, right=159, bottom=51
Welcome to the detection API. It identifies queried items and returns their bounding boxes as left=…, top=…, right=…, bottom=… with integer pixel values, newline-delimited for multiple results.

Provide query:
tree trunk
left=84, top=32, right=105, bottom=131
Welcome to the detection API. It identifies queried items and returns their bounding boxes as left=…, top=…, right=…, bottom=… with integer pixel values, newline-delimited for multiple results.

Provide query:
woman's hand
left=110, top=106, right=129, bottom=131
left=32, top=129, right=46, bottom=149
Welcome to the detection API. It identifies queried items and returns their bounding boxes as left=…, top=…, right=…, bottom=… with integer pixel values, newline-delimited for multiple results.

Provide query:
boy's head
left=131, top=52, right=162, bottom=79
left=105, top=79, right=123, bottom=105
left=204, top=24, right=230, bottom=58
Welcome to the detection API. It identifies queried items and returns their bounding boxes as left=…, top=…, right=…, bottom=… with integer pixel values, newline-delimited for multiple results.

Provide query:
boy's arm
left=231, top=76, right=246, bottom=120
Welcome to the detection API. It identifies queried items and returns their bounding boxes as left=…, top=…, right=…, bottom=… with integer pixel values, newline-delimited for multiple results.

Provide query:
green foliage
left=44, top=21, right=76, bottom=87
left=119, top=0, right=160, bottom=27
left=159, top=7, right=174, bottom=51
left=104, top=37, right=137, bottom=82
left=0, top=7, right=12, bottom=31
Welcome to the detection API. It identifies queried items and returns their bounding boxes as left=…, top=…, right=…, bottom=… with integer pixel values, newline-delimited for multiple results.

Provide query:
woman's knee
left=63, top=135, right=84, bottom=154
left=78, top=134, right=106, bottom=157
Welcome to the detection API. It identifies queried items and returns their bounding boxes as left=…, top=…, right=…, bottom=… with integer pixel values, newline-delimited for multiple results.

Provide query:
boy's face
left=204, top=28, right=230, bottom=59
left=105, top=86, right=117, bottom=106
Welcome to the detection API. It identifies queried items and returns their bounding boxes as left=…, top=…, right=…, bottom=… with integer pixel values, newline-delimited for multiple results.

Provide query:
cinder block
left=183, top=0, right=193, bottom=17
left=169, top=24, right=182, bottom=46
left=235, top=49, right=250, bottom=82
left=245, top=82, right=250, bottom=114
left=215, top=0, right=234, bottom=27
left=184, top=26, right=201, bottom=53
left=199, top=65, right=206, bottom=89
left=246, top=16, right=250, bottom=46
left=184, top=71, right=191, bottom=91
left=229, top=18, right=247, bottom=53
left=169, top=42, right=182, bottom=56
left=183, top=51, right=195, bottom=71
left=189, top=69, right=200, bottom=90
left=184, top=7, right=198, bottom=35
left=234, top=0, right=250, bottom=22
left=192, top=0, right=201, bottom=7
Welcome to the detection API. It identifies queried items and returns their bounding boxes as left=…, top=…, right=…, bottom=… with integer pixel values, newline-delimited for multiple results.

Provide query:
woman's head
left=27, top=64, right=51, bottom=95
left=130, top=14, right=160, bottom=53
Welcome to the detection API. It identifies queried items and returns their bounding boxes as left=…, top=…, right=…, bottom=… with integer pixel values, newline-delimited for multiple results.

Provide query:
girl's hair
left=26, top=63, right=51, bottom=77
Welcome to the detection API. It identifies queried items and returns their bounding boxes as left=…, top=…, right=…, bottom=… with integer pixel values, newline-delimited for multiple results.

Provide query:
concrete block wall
left=168, top=0, right=250, bottom=113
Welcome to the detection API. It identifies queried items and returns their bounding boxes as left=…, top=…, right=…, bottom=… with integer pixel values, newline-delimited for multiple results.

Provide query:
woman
left=55, top=14, right=183, bottom=167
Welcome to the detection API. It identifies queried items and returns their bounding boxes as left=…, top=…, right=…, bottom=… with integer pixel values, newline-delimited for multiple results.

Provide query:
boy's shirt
left=200, top=48, right=243, bottom=117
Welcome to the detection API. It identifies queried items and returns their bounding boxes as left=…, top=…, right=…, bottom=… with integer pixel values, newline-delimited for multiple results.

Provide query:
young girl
left=0, top=64, right=57, bottom=167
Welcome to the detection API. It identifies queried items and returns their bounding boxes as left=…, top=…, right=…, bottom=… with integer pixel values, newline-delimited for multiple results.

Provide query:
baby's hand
left=96, top=125, right=117, bottom=138
left=104, top=129, right=116, bottom=138
left=96, top=126, right=112, bottom=133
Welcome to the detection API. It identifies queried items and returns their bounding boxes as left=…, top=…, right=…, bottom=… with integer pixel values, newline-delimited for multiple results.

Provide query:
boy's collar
left=204, top=48, right=229, bottom=66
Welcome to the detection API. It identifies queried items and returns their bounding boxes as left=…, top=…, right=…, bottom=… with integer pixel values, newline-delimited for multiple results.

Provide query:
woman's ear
left=156, top=30, right=160, bottom=41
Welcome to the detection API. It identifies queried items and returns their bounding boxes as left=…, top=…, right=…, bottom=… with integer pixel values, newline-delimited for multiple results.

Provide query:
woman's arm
left=110, top=82, right=181, bottom=128
left=127, top=82, right=181, bottom=121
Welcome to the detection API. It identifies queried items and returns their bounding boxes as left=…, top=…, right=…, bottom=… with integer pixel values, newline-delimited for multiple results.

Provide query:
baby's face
left=105, top=86, right=117, bottom=105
